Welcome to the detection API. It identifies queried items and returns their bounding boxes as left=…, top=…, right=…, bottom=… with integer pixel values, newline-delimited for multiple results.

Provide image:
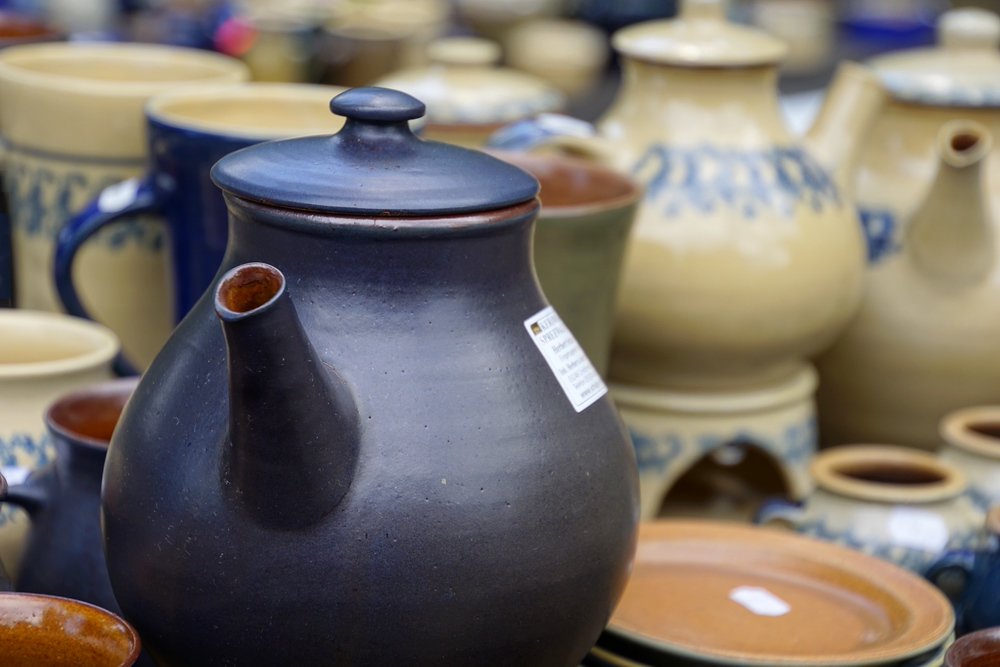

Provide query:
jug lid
left=612, top=0, right=787, bottom=68
left=374, top=37, right=564, bottom=126
left=211, top=87, right=540, bottom=215
left=869, top=8, right=1000, bottom=107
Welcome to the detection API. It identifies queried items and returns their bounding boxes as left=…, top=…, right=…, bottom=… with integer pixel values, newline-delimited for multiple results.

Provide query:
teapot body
left=103, top=197, right=639, bottom=666
left=602, top=62, right=866, bottom=390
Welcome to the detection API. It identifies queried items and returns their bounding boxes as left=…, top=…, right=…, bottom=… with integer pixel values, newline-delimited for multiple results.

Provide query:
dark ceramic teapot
left=102, top=88, right=639, bottom=667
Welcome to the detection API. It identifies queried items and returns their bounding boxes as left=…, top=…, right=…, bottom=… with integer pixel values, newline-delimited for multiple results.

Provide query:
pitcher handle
left=754, top=497, right=806, bottom=528
left=486, top=113, right=617, bottom=164
left=925, top=549, right=976, bottom=602
left=0, top=470, right=47, bottom=515
left=53, top=176, right=165, bottom=376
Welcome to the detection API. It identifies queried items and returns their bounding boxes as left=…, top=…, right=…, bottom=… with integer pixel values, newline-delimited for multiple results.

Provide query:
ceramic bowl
left=945, top=626, right=1000, bottom=666
left=0, top=592, right=140, bottom=666
left=940, top=406, right=1000, bottom=511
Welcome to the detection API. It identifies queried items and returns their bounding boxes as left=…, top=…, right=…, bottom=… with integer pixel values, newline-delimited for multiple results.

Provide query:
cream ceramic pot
left=757, top=445, right=988, bottom=576
left=0, top=43, right=248, bottom=370
left=493, top=0, right=884, bottom=393
left=817, top=121, right=1000, bottom=450
left=0, top=310, right=117, bottom=579
left=940, top=406, right=1000, bottom=512
left=376, top=36, right=564, bottom=147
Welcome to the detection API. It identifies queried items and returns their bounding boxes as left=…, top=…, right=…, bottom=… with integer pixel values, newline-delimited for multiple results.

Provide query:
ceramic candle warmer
left=102, top=88, right=639, bottom=667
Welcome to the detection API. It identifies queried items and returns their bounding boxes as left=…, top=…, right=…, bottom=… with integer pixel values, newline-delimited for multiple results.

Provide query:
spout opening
left=216, top=263, right=286, bottom=319
left=938, top=120, right=992, bottom=169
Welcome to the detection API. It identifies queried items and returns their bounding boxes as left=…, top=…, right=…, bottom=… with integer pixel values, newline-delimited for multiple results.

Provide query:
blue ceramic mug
left=926, top=507, right=1000, bottom=635
left=53, top=83, right=345, bottom=332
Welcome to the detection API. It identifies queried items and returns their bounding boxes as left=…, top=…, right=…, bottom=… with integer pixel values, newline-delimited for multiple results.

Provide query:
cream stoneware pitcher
left=855, top=8, right=1000, bottom=266
left=492, top=0, right=884, bottom=393
left=817, top=121, right=1000, bottom=450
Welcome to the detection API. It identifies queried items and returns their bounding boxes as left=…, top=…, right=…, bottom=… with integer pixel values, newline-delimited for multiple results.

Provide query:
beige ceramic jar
left=817, top=120, right=1000, bottom=450
left=758, top=445, right=988, bottom=575
left=940, top=406, right=1000, bottom=512
left=375, top=36, right=564, bottom=147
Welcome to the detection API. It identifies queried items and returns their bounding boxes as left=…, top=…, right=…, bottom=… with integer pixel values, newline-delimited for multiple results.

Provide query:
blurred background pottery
left=593, top=520, right=954, bottom=666
left=940, top=406, right=1000, bottom=511
left=318, top=0, right=449, bottom=87
left=0, top=42, right=248, bottom=371
left=0, top=310, right=117, bottom=580
left=215, top=7, right=319, bottom=83
left=376, top=36, right=564, bottom=147
left=55, top=82, right=345, bottom=328
left=0, top=592, right=140, bottom=667
left=757, top=445, right=988, bottom=575
left=503, top=19, right=610, bottom=103
left=488, top=150, right=640, bottom=375
left=613, top=367, right=816, bottom=520
left=102, top=88, right=638, bottom=666
left=2, top=378, right=136, bottom=614
left=817, top=121, right=1000, bottom=450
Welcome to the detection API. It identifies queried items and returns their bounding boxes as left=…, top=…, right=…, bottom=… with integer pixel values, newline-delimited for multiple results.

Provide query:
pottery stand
left=613, top=365, right=816, bottom=519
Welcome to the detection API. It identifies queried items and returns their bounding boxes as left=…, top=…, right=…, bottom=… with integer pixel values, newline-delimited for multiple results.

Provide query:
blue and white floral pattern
left=859, top=207, right=901, bottom=264
left=632, top=145, right=841, bottom=219
left=5, top=153, right=162, bottom=252
left=0, top=432, right=53, bottom=527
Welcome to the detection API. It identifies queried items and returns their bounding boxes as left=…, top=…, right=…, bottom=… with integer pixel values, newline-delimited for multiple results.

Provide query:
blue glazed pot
left=102, top=88, right=639, bottom=666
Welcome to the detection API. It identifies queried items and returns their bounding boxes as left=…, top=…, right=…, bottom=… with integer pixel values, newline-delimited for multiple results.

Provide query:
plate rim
left=607, top=520, right=956, bottom=667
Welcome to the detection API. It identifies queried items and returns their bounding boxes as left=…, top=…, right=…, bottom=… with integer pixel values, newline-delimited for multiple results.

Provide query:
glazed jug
left=490, top=0, right=885, bottom=394
left=102, top=88, right=639, bottom=667
left=817, top=120, right=1000, bottom=450
left=2, top=378, right=135, bottom=613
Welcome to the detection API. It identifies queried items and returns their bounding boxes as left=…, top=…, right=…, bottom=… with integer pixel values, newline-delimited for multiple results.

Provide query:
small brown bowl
left=0, top=592, right=140, bottom=666
left=946, top=627, right=1000, bottom=666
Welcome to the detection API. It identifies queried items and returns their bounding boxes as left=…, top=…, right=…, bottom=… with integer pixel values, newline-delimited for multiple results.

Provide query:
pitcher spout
left=215, top=263, right=360, bottom=529
left=906, top=121, right=995, bottom=286
left=804, top=61, right=887, bottom=197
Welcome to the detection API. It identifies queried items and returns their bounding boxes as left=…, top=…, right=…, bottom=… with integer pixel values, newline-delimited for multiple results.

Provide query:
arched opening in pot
left=657, top=441, right=790, bottom=522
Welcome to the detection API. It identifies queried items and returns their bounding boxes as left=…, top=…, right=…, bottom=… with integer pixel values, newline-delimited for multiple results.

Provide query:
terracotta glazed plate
left=608, top=520, right=954, bottom=666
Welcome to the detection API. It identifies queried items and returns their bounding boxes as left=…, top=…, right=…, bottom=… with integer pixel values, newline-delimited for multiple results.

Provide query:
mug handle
left=53, top=176, right=165, bottom=376
left=925, top=549, right=975, bottom=602
left=754, top=497, right=806, bottom=528
left=0, top=477, right=46, bottom=516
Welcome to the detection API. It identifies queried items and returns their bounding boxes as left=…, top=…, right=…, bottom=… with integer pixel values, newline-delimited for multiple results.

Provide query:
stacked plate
left=586, top=521, right=955, bottom=667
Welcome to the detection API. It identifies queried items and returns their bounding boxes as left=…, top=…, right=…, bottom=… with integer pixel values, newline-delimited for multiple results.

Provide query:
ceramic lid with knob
left=374, top=36, right=564, bottom=125
left=612, top=0, right=787, bottom=68
left=869, top=8, right=1000, bottom=107
left=211, top=87, right=540, bottom=215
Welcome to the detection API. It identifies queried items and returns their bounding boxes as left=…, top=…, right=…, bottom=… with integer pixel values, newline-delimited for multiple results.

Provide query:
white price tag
left=888, top=507, right=949, bottom=553
left=729, top=586, right=791, bottom=617
left=524, top=306, right=607, bottom=413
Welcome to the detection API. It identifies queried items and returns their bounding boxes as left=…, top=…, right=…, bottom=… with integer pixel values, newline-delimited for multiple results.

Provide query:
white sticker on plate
left=729, top=586, right=791, bottom=617
left=98, top=178, right=140, bottom=212
left=888, top=507, right=949, bottom=553
left=524, top=306, right=606, bottom=413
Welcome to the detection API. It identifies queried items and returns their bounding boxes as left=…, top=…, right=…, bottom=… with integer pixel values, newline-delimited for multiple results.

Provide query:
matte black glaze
left=104, top=186, right=639, bottom=663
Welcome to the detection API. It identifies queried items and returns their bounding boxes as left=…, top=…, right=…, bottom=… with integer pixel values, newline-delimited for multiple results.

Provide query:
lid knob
left=939, top=8, right=1000, bottom=50
left=330, top=87, right=426, bottom=124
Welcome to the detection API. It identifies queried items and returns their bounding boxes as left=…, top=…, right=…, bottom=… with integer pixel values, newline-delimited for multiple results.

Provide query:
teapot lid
left=211, top=87, right=540, bottom=215
left=612, top=0, right=787, bottom=68
left=869, top=8, right=1000, bottom=107
left=374, top=37, right=564, bottom=126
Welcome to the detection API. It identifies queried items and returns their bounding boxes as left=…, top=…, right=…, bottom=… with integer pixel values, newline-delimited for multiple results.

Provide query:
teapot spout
left=804, top=61, right=887, bottom=196
left=906, top=121, right=995, bottom=286
left=215, top=263, right=359, bottom=529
